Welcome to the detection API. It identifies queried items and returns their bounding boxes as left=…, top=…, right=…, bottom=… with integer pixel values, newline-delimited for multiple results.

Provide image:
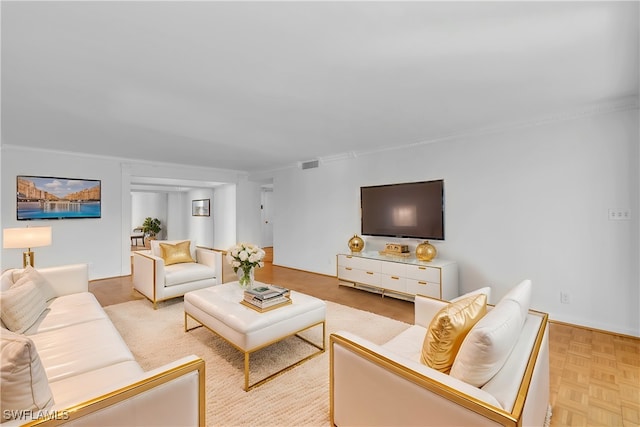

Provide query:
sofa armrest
left=331, top=331, right=509, bottom=427
left=195, top=247, right=221, bottom=284
left=414, top=294, right=448, bottom=328
left=25, top=356, right=206, bottom=427
left=132, top=252, right=166, bottom=302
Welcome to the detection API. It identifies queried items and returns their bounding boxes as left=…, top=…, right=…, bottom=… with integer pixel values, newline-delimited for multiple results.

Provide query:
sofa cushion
left=0, top=281, right=47, bottom=333
left=450, top=280, right=532, bottom=387
left=30, top=318, right=136, bottom=382
left=420, top=293, right=487, bottom=373
left=48, top=361, right=144, bottom=409
left=0, top=329, right=54, bottom=418
left=160, top=241, right=195, bottom=266
left=12, top=266, right=57, bottom=302
left=23, top=293, right=108, bottom=335
left=164, top=263, right=216, bottom=287
left=381, top=325, right=426, bottom=362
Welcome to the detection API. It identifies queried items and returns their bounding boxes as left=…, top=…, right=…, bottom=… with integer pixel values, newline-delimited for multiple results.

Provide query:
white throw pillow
left=0, top=282, right=47, bottom=333
left=0, top=329, right=54, bottom=419
left=450, top=280, right=532, bottom=387
left=12, top=266, right=57, bottom=302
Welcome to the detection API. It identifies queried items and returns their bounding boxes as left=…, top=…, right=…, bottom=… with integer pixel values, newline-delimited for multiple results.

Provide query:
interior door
left=261, top=189, right=273, bottom=247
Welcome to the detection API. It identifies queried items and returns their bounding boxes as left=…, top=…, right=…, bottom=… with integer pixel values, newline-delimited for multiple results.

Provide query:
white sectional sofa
left=330, top=280, right=550, bottom=427
left=133, top=240, right=221, bottom=309
left=0, top=264, right=205, bottom=426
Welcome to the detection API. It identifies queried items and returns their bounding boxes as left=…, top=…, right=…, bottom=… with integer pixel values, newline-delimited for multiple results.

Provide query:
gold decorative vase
left=348, top=234, right=364, bottom=252
left=415, top=241, right=437, bottom=261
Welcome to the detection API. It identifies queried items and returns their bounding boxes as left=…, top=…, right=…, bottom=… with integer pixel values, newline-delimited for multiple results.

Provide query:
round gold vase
left=348, top=234, right=364, bottom=252
left=415, top=241, right=437, bottom=261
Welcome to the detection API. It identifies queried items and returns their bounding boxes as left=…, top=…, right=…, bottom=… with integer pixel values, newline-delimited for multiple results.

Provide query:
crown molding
left=355, top=95, right=640, bottom=159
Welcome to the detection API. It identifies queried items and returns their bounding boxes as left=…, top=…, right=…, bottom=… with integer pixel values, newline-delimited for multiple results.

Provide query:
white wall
left=213, top=184, right=237, bottom=251
left=1, top=147, right=124, bottom=279
left=236, top=176, right=262, bottom=245
left=268, top=109, right=640, bottom=336
left=1, top=146, right=242, bottom=279
left=167, top=192, right=188, bottom=240
left=187, top=189, right=215, bottom=247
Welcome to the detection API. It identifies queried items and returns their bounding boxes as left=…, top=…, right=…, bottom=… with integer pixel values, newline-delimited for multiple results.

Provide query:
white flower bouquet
left=226, top=243, right=266, bottom=287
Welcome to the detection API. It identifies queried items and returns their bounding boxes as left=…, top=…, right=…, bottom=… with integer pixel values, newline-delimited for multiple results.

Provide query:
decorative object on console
left=379, top=243, right=410, bottom=257
left=416, top=240, right=437, bottom=261
left=226, top=243, right=266, bottom=289
left=347, top=234, right=364, bottom=252
left=3, top=226, right=52, bottom=267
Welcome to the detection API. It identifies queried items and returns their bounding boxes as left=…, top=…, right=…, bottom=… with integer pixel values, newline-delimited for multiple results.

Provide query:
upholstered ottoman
left=184, top=282, right=326, bottom=390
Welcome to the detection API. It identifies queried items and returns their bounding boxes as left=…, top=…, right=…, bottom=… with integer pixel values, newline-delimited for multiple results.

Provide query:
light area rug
left=104, top=298, right=410, bottom=427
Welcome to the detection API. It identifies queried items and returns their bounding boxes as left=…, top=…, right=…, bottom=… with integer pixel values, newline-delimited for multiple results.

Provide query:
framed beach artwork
left=17, top=175, right=101, bottom=220
left=192, top=199, right=210, bottom=217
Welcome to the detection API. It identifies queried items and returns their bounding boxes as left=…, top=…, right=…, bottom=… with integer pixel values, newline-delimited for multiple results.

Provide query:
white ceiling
left=2, top=1, right=639, bottom=173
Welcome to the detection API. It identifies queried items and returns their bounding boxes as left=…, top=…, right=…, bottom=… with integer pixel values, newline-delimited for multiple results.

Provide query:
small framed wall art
left=192, top=199, right=210, bottom=217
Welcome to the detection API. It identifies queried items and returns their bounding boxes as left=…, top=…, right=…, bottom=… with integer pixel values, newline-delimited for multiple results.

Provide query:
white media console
left=337, top=252, right=458, bottom=301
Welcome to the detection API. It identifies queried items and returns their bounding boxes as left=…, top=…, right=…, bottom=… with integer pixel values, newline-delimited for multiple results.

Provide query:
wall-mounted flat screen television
left=17, top=175, right=102, bottom=220
left=361, top=179, right=444, bottom=240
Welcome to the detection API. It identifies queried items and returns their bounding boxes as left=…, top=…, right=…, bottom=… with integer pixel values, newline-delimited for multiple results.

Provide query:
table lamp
left=3, top=226, right=52, bottom=268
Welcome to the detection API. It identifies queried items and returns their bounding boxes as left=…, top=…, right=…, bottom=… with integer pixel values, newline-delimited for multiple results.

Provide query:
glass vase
left=237, top=266, right=255, bottom=289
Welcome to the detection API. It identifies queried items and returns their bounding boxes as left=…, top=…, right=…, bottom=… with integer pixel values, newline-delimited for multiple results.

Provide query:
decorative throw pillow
left=450, top=280, right=532, bottom=387
left=0, top=329, right=54, bottom=419
left=0, top=282, right=47, bottom=333
left=450, top=286, right=491, bottom=304
left=12, top=266, right=57, bottom=302
left=420, top=293, right=487, bottom=373
left=160, top=241, right=195, bottom=266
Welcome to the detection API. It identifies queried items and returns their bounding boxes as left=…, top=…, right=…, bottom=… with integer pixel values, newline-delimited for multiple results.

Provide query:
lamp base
left=22, top=250, right=34, bottom=268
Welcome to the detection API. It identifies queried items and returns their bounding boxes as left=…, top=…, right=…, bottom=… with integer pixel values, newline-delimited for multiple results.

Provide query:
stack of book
left=243, top=285, right=291, bottom=311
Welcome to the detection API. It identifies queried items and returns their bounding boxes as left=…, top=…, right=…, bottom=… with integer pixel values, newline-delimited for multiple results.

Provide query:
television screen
left=361, top=180, right=444, bottom=240
left=17, top=175, right=101, bottom=220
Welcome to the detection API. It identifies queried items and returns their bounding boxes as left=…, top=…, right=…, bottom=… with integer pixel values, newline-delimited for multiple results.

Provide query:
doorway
left=261, top=186, right=274, bottom=262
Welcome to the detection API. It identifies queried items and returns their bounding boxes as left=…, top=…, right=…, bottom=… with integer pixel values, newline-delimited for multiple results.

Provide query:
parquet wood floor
left=89, top=250, right=640, bottom=426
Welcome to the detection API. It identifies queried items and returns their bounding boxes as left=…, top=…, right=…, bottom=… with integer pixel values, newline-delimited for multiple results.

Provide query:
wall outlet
left=608, top=209, right=631, bottom=221
left=560, top=292, right=570, bottom=304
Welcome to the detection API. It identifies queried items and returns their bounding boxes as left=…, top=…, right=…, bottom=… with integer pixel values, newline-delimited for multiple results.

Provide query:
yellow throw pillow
left=160, top=241, right=195, bottom=266
left=420, top=293, right=487, bottom=373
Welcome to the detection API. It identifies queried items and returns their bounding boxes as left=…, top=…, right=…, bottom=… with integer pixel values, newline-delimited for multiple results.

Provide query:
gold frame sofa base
left=330, top=310, right=549, bottom=427
left=21, top=358, right=206, bottom=427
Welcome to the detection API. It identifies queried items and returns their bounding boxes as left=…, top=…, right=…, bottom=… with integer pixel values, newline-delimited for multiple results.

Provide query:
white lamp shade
left=3, top=227, right=52, bottom=249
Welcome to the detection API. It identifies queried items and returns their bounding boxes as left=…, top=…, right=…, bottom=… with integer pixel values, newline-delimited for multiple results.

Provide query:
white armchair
left=133, top=240, right=221, bottom=308
left=330, top=281, right=550, bottom=427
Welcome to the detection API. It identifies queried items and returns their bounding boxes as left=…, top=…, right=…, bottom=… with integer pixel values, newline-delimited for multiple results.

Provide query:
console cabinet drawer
left=339, top=255, right=381, bottom=273
left=381, top=274, right=407, bottom=293
left=338, top=265, right=381, bottom=286
left=405, top=265, right=441, bottom=283
left=406, top=279, right=441, bottom=298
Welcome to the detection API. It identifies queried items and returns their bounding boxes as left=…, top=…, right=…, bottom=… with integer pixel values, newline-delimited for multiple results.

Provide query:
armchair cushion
left=0, top=329, right=54, bottom=418
left=164, top=263, right=216, bottom=287
left=160, top=241, right=195, bottom=266
left=0, top=282, right=47, bottom=333
left=450, top=280, right=531, bottom=387
left=420, top=293, right=487, bottom=373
